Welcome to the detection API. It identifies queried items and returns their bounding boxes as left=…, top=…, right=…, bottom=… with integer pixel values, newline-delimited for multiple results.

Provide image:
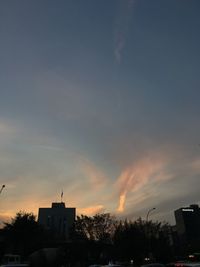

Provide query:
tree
left=113, top=218, right=172, bottom=264
left=73, top=213, right=117, bottom=243
left=2, top=211, right=46, bottom=258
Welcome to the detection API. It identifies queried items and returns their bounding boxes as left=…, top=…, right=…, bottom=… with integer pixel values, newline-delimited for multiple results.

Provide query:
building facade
left=174, top=204, right=200, bottom=251
left=38, top=202, right=76, bottom=240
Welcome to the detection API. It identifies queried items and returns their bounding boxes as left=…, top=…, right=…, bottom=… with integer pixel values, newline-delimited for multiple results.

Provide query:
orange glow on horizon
left=78, top=205, right=104, bottom=216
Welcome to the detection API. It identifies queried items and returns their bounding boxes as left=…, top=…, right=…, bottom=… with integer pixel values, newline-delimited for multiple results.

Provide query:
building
left=174, top=204, right=200, bottom=251
left=38, top=202, right=76, bottom=240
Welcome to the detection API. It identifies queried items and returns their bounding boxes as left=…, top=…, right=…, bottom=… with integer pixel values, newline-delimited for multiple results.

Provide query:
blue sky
left=1, top=0, right=200, bottom=225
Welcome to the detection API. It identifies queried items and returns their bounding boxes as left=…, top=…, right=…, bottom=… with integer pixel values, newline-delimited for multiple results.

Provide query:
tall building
left=38, top=202, right=76, bottom=240
left=174, top=204, right=200, bottom=251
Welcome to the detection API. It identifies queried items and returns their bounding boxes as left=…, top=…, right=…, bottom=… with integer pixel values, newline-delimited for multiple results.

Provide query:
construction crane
left=0, top=184, right=5, bottom=194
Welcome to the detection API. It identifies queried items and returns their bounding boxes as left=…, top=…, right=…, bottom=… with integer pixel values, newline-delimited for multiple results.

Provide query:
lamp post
left=146, top=207, right=156, bottom=222
left=0, top=185, right=5, bottom=194
left=145, top=207, right=156, bottom=261
left=0, top=185, right=5, bottom=229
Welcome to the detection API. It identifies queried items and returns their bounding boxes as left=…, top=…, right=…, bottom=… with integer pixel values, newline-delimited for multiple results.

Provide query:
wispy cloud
left=114, top=0, right=136, bottom=63
left=117, top=193, right=126, bottom=212
left=80, top=158, right=108, bottom=190
left=116, top=152, right=172, bottom=212
left=78, top=205, right=105, bottom=216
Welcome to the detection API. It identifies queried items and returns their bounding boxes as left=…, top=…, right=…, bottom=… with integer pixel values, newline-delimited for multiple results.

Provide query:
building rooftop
left=51, top=202, right=66, bottom=208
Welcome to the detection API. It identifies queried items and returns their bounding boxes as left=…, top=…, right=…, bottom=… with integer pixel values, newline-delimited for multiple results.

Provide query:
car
left=141, top=264, right=165, bottom=267
left=0, top=265, right=29, bottom=267
left=167, top=263, right=200, bottom=267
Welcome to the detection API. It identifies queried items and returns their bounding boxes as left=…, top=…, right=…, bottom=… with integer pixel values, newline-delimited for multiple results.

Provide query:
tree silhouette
left=73, top=213, right=117, bottom=243
left=113, top=218, right=172, bottom=264
left=71, top=213, right=173, bottom=264
left=2, top=211, right=46, bottom=259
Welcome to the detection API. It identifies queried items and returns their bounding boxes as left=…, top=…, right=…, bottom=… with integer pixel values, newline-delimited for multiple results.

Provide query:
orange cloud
left=117, top=193, right=126, bottom=212
left=78, top=205, right=105, bottom=216
left=116, top=152, right=171, bottom=212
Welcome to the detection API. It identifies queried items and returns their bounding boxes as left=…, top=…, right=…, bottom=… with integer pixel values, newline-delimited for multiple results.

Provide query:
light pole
left=146, top=207, right=156, bottom=222
left=145, top=207, right=156, bottom=261
left=0, top=185, right=5, bottom=195
left=0, top=185, right=5, bottom=229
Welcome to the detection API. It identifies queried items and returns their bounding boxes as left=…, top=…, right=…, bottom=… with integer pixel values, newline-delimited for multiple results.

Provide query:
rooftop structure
left=38, top=202, right=76, bottom=240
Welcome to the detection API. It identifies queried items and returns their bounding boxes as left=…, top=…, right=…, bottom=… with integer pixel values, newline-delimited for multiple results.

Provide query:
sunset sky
left=1, top=0, right=200, bottom=226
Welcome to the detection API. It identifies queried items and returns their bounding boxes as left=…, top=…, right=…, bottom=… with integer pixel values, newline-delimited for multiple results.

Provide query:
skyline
left=1, top=0, right=200, bottom=225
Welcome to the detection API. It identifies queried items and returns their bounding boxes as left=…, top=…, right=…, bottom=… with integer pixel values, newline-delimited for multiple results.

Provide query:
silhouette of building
left=174, top=204, right=200, bottom=251
left=38, top=202, right=76, bottom=240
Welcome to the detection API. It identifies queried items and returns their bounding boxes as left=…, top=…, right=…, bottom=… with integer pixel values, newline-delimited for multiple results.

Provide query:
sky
left=0, top=0, right=200, bottom=226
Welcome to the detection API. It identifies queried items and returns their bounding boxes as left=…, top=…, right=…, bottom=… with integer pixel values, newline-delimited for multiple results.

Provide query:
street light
left=0, top=185, right=5, bottom=194
left=146, top=207, right=156, bottom=261
left=146, top=207, right=156, bottom=222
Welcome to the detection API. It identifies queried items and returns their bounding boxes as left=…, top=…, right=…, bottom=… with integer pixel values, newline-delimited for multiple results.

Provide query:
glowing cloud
left=78, top=205, right=105, bottom=216
left=116, top=152, right=172, bottom=212
left=117, top=193, right=127, bottom=212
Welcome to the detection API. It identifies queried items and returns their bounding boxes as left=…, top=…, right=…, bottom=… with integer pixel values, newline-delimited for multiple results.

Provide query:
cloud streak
left=80, top=158, right=108, bottom=191
left=114, top=0, right=136, bottom=63
left=78, top=205, right=105, bottom=216
left=116, top=152, right=172, bottom=212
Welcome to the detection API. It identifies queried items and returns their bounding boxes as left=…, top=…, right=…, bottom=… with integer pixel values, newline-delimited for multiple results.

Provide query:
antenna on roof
left=61, top=190, right=63, bottom=203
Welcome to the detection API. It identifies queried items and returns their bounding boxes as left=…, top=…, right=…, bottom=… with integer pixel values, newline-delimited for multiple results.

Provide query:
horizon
left=1, top=194, right=199, bottom=227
